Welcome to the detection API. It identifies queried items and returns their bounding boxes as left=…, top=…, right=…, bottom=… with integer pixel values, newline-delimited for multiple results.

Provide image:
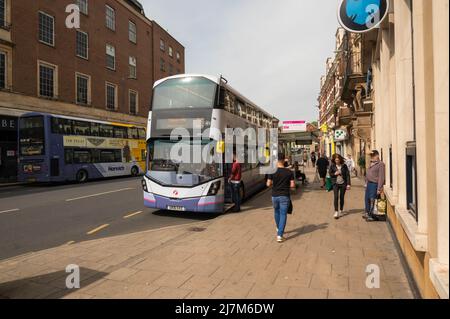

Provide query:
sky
left=141, top=0, right=339, bottom=123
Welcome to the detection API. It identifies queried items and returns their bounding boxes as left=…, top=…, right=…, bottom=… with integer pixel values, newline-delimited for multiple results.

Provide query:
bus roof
left=20, top=112, right=144, bottom=128
left=153, top=74, right=279, bottom=122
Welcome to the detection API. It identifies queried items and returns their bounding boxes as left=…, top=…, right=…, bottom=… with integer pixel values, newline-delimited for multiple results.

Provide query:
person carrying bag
left=267, top=153, right=296, bottom=243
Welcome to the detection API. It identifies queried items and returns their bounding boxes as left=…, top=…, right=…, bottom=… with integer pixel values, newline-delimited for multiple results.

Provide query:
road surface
left=0, top=177, right=218, bottom=260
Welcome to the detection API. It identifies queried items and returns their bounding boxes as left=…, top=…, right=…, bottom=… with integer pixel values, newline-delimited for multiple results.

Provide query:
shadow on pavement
left=285, top=223, right=329, bottom=241
left=0, top=268, right=107, bottom=299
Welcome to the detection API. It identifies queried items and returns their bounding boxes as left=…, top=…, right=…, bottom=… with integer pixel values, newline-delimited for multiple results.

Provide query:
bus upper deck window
left=91, top=123, right=100, bottom=137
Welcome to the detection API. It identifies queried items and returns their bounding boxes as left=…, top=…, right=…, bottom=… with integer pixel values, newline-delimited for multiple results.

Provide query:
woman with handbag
left=267, top=153, right=296, bottom=243
left=329, top=154, right=352, bottom=220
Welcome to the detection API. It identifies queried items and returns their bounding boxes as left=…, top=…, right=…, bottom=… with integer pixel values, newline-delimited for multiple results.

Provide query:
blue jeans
left=365, top=182, right=378, bottom=215
left=231, top=183, right=241, bottom=212
left=273, top=196, right=290, bottom=237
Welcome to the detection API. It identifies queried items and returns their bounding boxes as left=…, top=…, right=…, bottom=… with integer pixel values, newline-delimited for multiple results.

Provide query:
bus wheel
left=76, top=170, right=88, bottom=183
left=131, top=166, right=139, bottom=177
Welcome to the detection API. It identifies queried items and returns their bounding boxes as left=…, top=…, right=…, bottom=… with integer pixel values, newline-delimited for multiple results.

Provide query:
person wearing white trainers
left=329, top=154, right=351, bottom=220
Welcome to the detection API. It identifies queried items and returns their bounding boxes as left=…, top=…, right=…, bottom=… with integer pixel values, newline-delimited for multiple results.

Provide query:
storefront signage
left=282, top=121, right=307, bottom=133
left=335, top=129, right=349, bottom=141
left=338, top=0, right=389, bottom=33
left=0, top=116, right=17, bottom=131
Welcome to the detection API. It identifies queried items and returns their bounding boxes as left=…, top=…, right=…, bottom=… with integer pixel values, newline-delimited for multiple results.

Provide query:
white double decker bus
left=142, top=74, right=279, bottom=213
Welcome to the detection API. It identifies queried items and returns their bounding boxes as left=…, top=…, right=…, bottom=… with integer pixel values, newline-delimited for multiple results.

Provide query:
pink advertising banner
left=282, top=121, right=307, bottom=133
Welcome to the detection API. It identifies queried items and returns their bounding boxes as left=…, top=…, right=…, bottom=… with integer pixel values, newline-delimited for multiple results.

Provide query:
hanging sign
left=338, top=0, right=389, bottom=33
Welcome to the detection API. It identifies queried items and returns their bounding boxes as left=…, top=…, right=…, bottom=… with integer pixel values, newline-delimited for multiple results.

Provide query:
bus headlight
left=207, top=181, right=221, bottom=196
left=142, top=178, right=148, bottom=192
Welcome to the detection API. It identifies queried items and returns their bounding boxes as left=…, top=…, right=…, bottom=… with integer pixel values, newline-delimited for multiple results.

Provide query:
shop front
left=0, top=115, right=18, bottom=183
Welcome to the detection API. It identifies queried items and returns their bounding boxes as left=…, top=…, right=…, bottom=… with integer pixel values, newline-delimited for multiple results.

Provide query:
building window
left=168, top=46, right=173, bottom=57
left=160, top=58, right=165, bottom=72
left=76, top=73, right=90, bottom=105
left=39, top=11, right=54, bottom=46
left=176, top=52, right=181, bottom=63
left=105, top=5, right=115, bottom=31
left=106, top=83, right=117, bottom=110
left=0, top=51, right=6, bottom=89
left=129, top=21, right=137, bottom=43
left=106, top=44, right=115, bottom=70
left=76, top=0, right=88, bottom=15
left=0, top=0, right=6, bottom=28
left=129, top=56, right=137, bottom=79
left=160, top=39, right=165, bottom=51
left=76, top=30, right=88, bottom=59
left=129, top=90, right=138, bottom=115
left=406, top=142, right=418, bottom=221
left=38, top=62, right=57, bottom=98
left=168, top=64, right=173, bottom=75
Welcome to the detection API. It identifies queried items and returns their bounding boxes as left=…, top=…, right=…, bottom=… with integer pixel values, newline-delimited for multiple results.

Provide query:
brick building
left=0, top=0, right=185, bottom=182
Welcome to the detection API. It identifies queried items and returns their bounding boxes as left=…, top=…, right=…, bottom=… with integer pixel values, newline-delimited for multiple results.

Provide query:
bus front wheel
left=76, top=170, right=88, bottom=183
left=131, top=166, right=139, bottom=177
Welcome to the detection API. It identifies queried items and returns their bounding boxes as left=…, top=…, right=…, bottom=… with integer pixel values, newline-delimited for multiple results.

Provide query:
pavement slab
left=0, top=167, right=415, bottom=299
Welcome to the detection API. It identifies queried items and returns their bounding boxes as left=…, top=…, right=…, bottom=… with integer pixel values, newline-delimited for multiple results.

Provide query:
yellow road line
left=87, top=224, right=110, bottom=235
left=123, top=211, right=143, bottom=219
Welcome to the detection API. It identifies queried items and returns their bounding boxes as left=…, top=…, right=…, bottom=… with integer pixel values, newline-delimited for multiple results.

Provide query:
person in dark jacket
left=316, top=153, right=329, bottom=189
left=329, top=154, right=352, bottom=219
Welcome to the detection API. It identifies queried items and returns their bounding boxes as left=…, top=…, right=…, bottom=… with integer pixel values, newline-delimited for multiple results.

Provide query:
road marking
left=87, top=224, right=110, bottom=235
left=0, top=208, right=20, bottom=215
left=66, top=188, right=135, bottom=202
left=123, top=211, right=143, bottom=219
left=66, top=241, right=76, bottom=245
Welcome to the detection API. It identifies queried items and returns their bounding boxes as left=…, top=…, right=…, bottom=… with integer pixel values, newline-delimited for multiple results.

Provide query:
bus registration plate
left=167, top=206, right=186, bottom=212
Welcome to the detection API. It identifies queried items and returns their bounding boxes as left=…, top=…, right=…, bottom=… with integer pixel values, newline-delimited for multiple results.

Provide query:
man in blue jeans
left=267, top=153, right=296, bottom=243
left=364, top=150, right=386, bottom=222
left=228, top=153, right=242, bottom=213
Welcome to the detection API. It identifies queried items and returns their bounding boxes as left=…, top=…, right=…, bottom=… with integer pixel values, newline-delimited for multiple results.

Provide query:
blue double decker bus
left=18, top=112, right=147, bottom=183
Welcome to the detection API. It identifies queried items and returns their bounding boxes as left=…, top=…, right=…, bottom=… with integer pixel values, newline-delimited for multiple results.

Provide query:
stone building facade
left=371, top=0, right=448, bottom=299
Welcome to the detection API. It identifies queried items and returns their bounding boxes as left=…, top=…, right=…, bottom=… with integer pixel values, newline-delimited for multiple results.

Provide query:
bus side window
left=51, top=118, right=63, bottom=134
left=74, top=121, right=91, bottom=136
left=128, top=127, right=138, bottom=139
left=64, top=149, right=73, bottom=164
left=114, top=127, right=127, bottom=139
left=138, top=128, right=146, bottom=140
left=73, top=150, right=91, bottom=164
left=91, top=149, right=100, bottom=163
left=63, top=119, right=73, bottom=135
left=114, top=150, right=122, bottom=163
left=100, top=125, right=114, bottom=138
left=91, top=123, right=100, bottom=137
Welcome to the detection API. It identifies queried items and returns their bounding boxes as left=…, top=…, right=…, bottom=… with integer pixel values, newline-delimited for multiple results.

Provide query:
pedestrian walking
left=329, top=154, right=352, bottom=219
left=303, top=151, right=309, bottom=167
left=311, top=152, right=317, bottom=168
left=346, top=154, right=357, bottom=177
left=228, top=153, right=242, bottom=213
left=364, top=150, right=386, bottom=222
left=316, top=153, right=330, bottom=189
left=267, top=153, right=296, bottom=243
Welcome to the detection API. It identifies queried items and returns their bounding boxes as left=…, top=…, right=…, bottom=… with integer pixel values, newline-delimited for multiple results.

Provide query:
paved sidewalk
left=0, top=168, right=415, bottom=299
